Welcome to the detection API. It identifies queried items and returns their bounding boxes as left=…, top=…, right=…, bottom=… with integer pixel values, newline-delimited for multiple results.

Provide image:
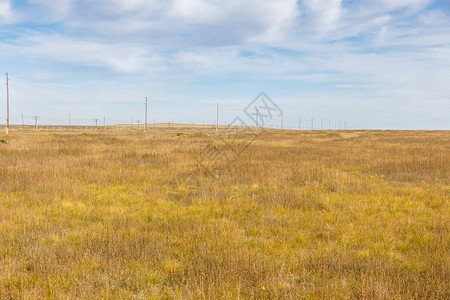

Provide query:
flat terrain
left=0, top=129, right=448, bottom=299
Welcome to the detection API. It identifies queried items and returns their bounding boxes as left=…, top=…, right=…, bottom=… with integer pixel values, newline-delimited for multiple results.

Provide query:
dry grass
left=0, top=129, right=448, bottom=299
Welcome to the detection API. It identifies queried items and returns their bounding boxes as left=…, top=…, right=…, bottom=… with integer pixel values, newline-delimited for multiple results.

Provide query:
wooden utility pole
left=145, top=97, right=148, bottom=132
left=256, top=108, right=259, bottom=129
left=6, top=72, right=9, bottom=135
left=33, top=116, right=39, bottom=131
left=216, top=102, right=219, bottom=132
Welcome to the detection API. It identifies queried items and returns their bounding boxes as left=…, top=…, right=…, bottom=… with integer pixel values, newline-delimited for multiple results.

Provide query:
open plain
left=0, top=129, right=448, bottom=299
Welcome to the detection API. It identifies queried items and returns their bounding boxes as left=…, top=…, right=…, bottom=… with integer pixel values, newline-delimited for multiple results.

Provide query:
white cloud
left=19, top=35, right=163, bottom=73
left=382, top=0, right=430, bottom=11
left=246, top=0, right=299, bottom=43
left=170, top=0, right=222, bottom=22
left=418, top=9, right=450, bottom=25
left=303, top=0, right=342, bottom=31
left=0, top=0, right=12, bottom=22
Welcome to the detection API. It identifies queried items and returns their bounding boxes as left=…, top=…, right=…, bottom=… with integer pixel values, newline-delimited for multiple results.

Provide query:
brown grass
left=0, top=129, right=448, bottom=299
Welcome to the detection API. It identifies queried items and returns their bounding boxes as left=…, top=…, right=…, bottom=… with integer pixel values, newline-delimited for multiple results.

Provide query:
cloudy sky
left=0, top=0, right=449, bottom=129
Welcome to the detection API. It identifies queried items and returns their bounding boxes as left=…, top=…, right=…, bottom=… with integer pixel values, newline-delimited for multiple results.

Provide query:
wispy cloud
left=24, top=35, right=160, bottom=73
left=0, top=0, right=12, bottom=23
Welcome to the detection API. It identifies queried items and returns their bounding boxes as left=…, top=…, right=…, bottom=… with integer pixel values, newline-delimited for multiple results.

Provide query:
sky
left=0, top=0, right=449, bottom=129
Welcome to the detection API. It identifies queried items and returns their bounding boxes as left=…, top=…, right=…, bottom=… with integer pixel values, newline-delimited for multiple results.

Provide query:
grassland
left=0, top=129, right=448, bottom=299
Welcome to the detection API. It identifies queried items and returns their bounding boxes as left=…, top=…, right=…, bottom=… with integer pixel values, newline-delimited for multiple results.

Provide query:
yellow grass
left=0, top=129, right=448, bottom=299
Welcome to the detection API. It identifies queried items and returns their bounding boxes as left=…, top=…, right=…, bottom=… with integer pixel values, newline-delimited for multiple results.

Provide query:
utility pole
left=216, top=102, right=219, bottom=132
left=6, top=72, right=9, bottom=135
left=329, top=120, right=331, bottom=130
left=21, top=114, right=24, bottom=126
left=137, top=120, right=140, bottom=129
left=145, top=97, right=148, bottom=132
left=33, top=116, right=39, bottom=131
left=103, top=116, right=106, bottom=127
left=94, top=119, right=99, bottom=128
left=311, top=118, right=314, bottom=130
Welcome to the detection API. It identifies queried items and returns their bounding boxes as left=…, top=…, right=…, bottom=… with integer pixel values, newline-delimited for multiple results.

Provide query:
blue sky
left=0, top=0, right=449, bottom=129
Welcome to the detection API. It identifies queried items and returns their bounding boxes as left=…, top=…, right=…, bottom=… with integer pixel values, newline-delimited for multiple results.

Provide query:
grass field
left=0, top=129, right=448, bottom=299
